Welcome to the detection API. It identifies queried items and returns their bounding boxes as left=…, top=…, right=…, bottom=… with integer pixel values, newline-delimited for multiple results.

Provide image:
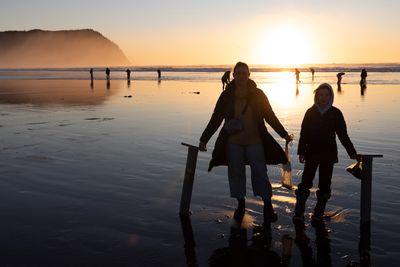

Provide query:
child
left=293, top=83, right=359, bottom=221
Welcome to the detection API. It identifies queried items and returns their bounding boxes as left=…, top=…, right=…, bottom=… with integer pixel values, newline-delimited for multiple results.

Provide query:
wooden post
left=180, top=143, right=199, bottom=215
left=359, top=154, right=383, bottom=223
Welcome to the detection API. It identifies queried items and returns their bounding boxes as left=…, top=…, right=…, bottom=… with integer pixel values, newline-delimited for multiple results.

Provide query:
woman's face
left=317, top=88, right=331, bottom=107
left=233, top=66, right=250, bottom=87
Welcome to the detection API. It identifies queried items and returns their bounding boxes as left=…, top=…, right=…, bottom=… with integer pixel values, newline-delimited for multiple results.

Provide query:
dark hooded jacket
left=297, top=85, right=356, bottom=162
left=200, top=79, right=288, bottom=171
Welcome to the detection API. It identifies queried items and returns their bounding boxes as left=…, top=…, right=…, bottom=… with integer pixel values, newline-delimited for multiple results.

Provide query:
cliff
left=0, top=29, right=131, bottom=68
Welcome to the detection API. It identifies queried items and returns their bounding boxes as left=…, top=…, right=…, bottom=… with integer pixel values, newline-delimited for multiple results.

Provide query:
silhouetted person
left=89, top=68, right=94, bottom=81
left=295, top=68, right=301, bottom=84
left=199, top=62, right=293, bottom=224
left=126, top=69, right=131, bottom=81
left=336, top=72, right=345, bottom=85
left=157, top=69, right=161, bottom=80
left=293, top=83, right=359, bottom=222
left=105, top=68, right=110, bottom=81
left=337, top=72, right=345, bottom=93
left=221, top=70, right=231, bottom=90
left=310, top=68, right=315, bottom=81
left=360, top=69, right=367, bottom=87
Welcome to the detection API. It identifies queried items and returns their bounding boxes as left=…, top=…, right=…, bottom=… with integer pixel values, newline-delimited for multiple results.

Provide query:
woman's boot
left=263, top=198, right=278, bottom=223
left=234, top=198, right=245, bottom=221
left=293, top=189, right=309, bottom=221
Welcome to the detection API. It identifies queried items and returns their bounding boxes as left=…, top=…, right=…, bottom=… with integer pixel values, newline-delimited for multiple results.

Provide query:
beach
left=0, top=68, right=399, bottom=266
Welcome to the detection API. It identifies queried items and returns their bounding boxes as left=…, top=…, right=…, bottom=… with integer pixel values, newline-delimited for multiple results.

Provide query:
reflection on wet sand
left=180, top=212, right=284, bottom=267
left=358, top=220, right=371, bottom=266
left=337, top=83, right=342, bottom=93
left=179, top=215, right=198, bottom=267
left=208, top=220, right=282, bottom=267
left=361, top=83, right=367, bottom=96
left=0, top=80, right=123, bottom=106
left=293, top=219, right=332, bottom=267
left=191, top=205, right=357, bottom=267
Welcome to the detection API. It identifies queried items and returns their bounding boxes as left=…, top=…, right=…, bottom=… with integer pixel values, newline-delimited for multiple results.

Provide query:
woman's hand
left=299, top=155, right=305, bottom=163
left=199, top=141, right=207, bottom=152
left=284, top=134, right=294, bottom=145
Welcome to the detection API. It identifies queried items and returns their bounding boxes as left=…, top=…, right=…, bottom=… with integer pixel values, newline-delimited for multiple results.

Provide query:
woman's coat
left=297, top=86, right=356, bottom=162
left=200, top=79, right=288, bottom=171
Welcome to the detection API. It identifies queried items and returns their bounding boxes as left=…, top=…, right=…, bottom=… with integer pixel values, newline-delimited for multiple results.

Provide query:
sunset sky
left=1, top=0, right=400, bottom=66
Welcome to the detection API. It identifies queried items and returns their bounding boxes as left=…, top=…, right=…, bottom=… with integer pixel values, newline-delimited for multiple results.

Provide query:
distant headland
left=0, top=29, right=130, bottom=68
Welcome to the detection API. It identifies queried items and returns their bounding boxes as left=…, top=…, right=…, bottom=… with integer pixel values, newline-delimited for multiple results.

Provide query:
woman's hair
left=314, top=83, right=333, bottom=96
left=233, top=62, right=250, bottom=74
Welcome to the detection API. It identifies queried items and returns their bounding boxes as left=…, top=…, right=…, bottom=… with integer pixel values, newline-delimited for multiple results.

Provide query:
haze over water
left=0, top=67, right=399, bottom=266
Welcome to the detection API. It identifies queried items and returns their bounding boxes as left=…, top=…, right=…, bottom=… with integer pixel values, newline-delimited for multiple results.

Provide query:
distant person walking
left=89, top=68, right=94, bottom=81
left=199, top=61, right=293, bottom=223
left=293, top=83, right=359, bottom=222
left=360, top=69, right=367, bottom=87
left=126, top=69, right=131, bottom=81
left=310, top=68, right=315, bottom=81
left=221, top=71, right=231, bottom=90
left=157, top=69, right=161, bottom=80
left=336, top=72, right=345, bottom=85
left=105, top=68, right=110, bottom=80
left=295, top=68, right=301, bottom=84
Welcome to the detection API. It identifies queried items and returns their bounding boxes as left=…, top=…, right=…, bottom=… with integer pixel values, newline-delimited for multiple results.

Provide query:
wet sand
left=0, top=74, right=399, bottom=266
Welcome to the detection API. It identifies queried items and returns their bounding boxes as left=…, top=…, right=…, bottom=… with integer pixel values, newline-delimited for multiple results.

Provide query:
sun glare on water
left=254, top=25, right=316, bottom=66
left=259, top=72, right=297, bottom=109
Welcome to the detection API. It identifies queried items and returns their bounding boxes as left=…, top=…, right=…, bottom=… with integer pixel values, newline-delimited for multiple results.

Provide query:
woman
left=293, top=83, right=359, bottom=221
left=199, top=62, right=292, bottom=223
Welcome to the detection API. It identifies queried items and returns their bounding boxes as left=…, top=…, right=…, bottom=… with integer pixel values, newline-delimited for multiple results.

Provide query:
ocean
left=1, top=63, right=400, bottom=81
left=0, top=65, right=399, bottom=266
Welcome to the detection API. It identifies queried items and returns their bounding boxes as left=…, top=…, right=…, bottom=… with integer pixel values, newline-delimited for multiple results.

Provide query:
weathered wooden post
left=180, top=143, right=199, bottom=215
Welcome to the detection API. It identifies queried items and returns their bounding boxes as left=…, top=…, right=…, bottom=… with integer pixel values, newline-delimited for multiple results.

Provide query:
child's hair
left=314, top=83, right=333, bottom=96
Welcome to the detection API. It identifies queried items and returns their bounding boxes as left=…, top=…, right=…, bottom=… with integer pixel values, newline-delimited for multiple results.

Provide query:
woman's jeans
left=227, top=143, right=271, bottom=199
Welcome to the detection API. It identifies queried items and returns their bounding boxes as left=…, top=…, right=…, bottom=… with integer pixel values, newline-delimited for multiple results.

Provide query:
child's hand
left=285, top=134, right=294, bottom=145
left=350, top=153, right=362, bottom=161
left=199, top=141, right=207, bottom=152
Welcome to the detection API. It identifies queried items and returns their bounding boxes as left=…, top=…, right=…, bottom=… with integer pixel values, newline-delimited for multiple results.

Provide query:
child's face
left=317, top=88, right=331, bottom=107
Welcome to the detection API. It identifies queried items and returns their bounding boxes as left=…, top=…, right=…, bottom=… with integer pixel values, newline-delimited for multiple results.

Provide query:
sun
left=253, top=25, right=316, bottom=66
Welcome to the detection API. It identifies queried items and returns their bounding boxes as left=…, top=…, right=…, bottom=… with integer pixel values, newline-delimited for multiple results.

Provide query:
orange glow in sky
left=2, top=1, right=400, bottom=66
